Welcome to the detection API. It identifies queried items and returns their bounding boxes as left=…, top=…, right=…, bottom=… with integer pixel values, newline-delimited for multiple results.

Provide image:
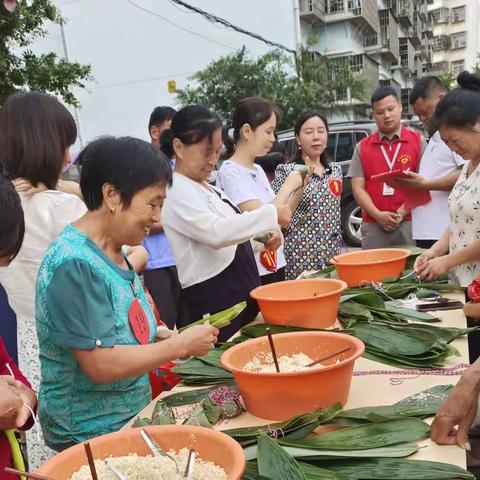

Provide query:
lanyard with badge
left=380, top=142, right=402, bottom=196
left=127, top=268, right=150, bottom=344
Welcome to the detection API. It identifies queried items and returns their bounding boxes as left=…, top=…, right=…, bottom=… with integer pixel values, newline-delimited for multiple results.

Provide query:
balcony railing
left=299, top=0, right=326, bottom=25
left=399, top=37, right=416, bottom=75
left=386, top=0, right=414, bottom=27
left=330, top=53, right=379, bottom=103
left=364, top=12, right=399, bottom=64
left=324, top=0, right=379, bottom=33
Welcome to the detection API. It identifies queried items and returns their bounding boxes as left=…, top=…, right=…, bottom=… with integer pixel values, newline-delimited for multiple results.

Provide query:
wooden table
left=125, top=292, right=470, bottom=468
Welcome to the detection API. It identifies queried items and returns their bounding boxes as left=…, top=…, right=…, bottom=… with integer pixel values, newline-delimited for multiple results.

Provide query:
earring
left=110, top=207, right=116, bottom=215
left=298, top=145, right=302, bottom=151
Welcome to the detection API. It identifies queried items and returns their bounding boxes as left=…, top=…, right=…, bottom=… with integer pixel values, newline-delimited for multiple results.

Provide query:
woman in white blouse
left=0, top=92, right=87, bottom=468
left=161, top=105, right=291, bottom=341
left=217, top=97, right=304, bottom=284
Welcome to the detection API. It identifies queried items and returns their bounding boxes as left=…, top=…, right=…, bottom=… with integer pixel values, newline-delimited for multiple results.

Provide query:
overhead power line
left=169, top=0, right=297, bottom=57
left=126, top=0, right=235, bottom=50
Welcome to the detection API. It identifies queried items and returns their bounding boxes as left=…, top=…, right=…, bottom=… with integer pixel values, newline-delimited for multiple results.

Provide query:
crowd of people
left=2, top=70, right=480, bottom=474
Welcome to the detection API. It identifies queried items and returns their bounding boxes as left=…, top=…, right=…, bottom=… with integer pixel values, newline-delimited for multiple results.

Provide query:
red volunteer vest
left=359, top=126, right=422, bottom=222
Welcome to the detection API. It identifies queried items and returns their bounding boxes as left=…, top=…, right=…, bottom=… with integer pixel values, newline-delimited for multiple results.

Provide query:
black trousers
left=180, top=242, right=261, bottom=343
left=143, top=266, right=181, bottom=329
left=465, top=290, right=480, bottom=364
left=261, top=267, right=286, bottom=285
left=415, top=239, right=437, bottom=249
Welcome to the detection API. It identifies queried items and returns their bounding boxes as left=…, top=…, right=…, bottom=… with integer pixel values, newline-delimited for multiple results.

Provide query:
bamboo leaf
left=244, top=442, right=418, bottom=461
left=257, top=433, right=306, bottom=480
left=310, top=458, right=474, bottom=479
left=339, top=385, right=454, bottom=420
left=278, top=418, right=429, bottom=450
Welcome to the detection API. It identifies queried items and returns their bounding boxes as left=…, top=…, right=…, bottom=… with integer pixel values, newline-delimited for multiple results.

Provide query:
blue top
left=35, top=224, right=156, bottom=451
left=143, top=158, right=176, bottom=270
left=143, top=231, right=175, bottom=270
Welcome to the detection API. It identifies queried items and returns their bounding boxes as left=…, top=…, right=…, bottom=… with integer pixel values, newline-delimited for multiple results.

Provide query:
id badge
left=128, top=298, right=150, bottom=344
left=383, top=183, right=394, bottom=196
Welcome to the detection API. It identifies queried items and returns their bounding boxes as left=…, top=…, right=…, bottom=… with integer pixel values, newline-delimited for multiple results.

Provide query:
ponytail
left=222, top=125, right=236, bottom=159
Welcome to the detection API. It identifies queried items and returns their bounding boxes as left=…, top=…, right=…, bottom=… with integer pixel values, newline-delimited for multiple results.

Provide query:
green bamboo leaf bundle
left=178, top=301, right=247, bottom=332
left=339, top=385, right=453, bottom=421
left=257, top=433, right=306, bottom=480
left=278, top=417, right=430, bottom=451
left=244, top=442, right=419, bottom=461
left=162, top=385, right=221, bottom=407
left=171, top=353, right=233, bottom=386
left=305, top=458, right=474, bottom=479
left=223, top=403, right=342, bottom=448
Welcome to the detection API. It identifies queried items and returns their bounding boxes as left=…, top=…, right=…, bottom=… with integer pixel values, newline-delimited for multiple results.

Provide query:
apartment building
left=428, top=0, right=480, bottom=78
left=298, top=0, right=432, bottom=119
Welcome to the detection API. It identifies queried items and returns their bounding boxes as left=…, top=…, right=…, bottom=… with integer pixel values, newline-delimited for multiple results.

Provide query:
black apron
left=179, top=191, right=261, bottom=342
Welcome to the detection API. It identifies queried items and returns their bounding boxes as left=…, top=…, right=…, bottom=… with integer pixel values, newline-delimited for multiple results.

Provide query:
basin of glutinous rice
left=70, top=448, right=227, bottom=480
left=242, top=352, right=319, bottom=373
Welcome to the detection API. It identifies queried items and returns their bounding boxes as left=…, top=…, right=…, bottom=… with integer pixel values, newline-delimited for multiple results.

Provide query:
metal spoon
left=140, top=428, right=181, bottom=474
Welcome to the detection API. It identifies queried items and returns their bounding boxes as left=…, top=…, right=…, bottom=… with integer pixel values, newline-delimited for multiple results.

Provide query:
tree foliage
left=176, top=45, right=366, bottom=130
left=0, top=0, right=91, bottom=106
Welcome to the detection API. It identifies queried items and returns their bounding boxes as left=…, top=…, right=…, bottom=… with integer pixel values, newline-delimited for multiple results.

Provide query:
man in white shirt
left=395, top=76, right=464, bottom=248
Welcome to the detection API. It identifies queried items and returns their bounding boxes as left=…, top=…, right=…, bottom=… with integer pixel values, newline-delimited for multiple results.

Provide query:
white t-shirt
left=216, top=160, right=286, bottom=277
left=162, top=172, right=278, bottom=288
left=412, top=132, right=465, bottom=240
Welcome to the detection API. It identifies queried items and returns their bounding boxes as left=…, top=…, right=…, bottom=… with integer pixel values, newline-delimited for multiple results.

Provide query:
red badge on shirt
left=329, top=179, right=342, bottom=197
left=128, top=298, right=150, bottom=344
left=260, top=250, right=277, bottom=272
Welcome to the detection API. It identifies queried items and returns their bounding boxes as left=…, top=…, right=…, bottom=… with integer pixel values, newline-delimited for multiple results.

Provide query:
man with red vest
left=347, top=86, right=426, bottom=249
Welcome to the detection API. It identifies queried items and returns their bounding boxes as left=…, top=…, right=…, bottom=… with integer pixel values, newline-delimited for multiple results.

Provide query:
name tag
left=383, top=183, right=394, bottom=196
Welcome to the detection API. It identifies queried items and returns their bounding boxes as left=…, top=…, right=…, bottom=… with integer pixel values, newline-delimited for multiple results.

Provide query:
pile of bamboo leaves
left=235, top=386, right=473, bottom=480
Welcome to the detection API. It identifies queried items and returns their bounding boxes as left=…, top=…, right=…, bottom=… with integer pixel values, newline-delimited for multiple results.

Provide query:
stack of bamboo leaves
left=233, top=386, right=472, bottom=479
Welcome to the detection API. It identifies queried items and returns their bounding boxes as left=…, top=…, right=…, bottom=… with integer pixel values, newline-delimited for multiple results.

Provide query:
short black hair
left=148, top=106, right=177, bottom=131
left=433, top=71, right=480, bottom=131
left=79, top=136, right=173, bottom=211
left=371, top=86, right=399, bottom=106
left=0, top=161, right=25, bottom=262
left=0, top=91, right=77, bottom=189
left=410, top=76, right=445, bottom=106
left=160, top=105, right=222, bottom=159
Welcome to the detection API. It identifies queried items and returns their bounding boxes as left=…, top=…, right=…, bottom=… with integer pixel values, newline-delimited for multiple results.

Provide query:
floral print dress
left=448, top=160, right=480, bottom=287
left=272, top=163, right=343, bottom=279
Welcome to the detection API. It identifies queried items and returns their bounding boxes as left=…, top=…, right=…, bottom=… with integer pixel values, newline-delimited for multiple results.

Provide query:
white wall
left=32, top=0, right=296, bottom=146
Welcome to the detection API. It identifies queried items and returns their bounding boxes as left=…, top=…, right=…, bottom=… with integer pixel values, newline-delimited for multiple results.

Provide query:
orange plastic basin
left=331, top=248, right=411, bottom=287
left=35, top=425, right=245, bottom=480
left=221, top=331, right=364, bottom=421
left=250, top=279, right=347, bottom=328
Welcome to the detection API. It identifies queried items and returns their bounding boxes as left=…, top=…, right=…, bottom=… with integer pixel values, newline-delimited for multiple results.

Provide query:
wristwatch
left=395, top=212, right=404, bottom=222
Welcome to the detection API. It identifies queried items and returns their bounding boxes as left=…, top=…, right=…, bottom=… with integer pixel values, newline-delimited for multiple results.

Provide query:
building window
left=401, top=88, right=412, bottom=117
left=451, top=59, right=465, bottom=76
left=430, top=7, right=449, bottom=24
left=451, top=31, right=467, bottom=49
left=346, top=54, right=363, bottom=73
left=451, top=5, right=466, bottom=23
left=328, top=0, right=345, bottom=14
left=432, top=35, right=451, bottom=51
left=399, top=38, right=409, bottom=68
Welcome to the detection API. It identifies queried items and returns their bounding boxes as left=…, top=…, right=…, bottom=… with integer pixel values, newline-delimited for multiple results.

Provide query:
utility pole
left=60, top=19, right=85, bottom=149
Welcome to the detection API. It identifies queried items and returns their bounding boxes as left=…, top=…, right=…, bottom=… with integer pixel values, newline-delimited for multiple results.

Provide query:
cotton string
left=5, top=362, right=41, bottom=441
